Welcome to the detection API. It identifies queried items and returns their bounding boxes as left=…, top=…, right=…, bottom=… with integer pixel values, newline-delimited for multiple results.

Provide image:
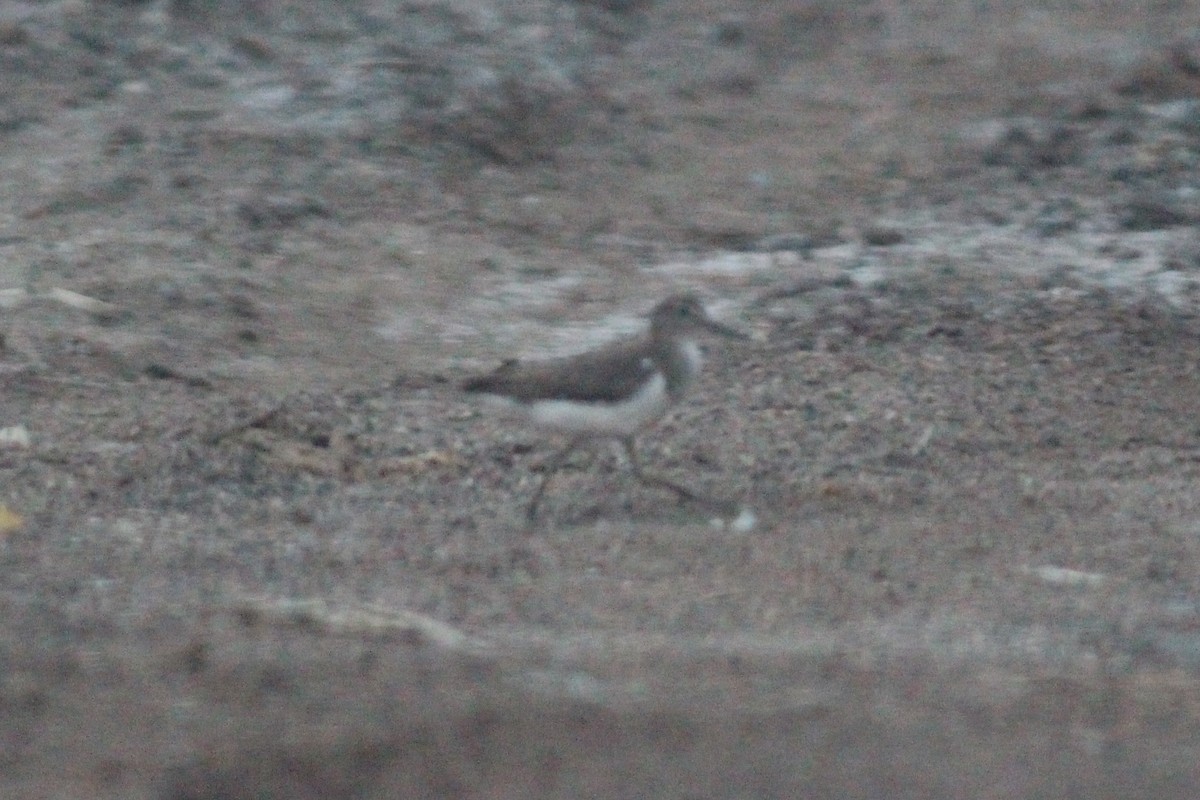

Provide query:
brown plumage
left=463, top=294, right=742, bottom=405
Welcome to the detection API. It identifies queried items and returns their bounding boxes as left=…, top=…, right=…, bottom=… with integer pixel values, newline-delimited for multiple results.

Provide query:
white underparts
left=476, top=339, right=706, bottom=438
left=484, top=372, right=671, bottom=438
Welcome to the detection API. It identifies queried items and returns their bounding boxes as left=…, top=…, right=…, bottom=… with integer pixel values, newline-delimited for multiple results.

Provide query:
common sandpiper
left=463, top=293, right=748, bottom=521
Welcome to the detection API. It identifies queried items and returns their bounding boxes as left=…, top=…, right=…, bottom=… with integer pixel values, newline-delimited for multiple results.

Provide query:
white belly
left=518, top=372, right=671, bottom=438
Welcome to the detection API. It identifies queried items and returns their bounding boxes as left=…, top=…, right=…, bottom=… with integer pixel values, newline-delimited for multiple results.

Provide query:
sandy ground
left=5, top=1, right=1200, bottom=797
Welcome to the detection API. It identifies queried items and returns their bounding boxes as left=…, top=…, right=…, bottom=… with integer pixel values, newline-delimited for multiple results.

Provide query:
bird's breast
left=662, top=339, right=703, bottom=397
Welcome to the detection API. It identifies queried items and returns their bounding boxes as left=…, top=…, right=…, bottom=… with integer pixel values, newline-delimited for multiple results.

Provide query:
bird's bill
left=699, top=314, right=749, bottom=340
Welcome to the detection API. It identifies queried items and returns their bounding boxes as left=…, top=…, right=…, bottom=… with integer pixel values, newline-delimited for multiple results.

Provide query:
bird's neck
left=654, top=336, right=703, bottom=398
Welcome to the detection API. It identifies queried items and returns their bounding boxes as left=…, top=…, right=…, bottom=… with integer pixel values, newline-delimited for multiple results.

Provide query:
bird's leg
left=527, top=436, right=583, bottom=521
left=622, top=437, right=703, bottom=504
left=622, top=437, right=740, bottom=516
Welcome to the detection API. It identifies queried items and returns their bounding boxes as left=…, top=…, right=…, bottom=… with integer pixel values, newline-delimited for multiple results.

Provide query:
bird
left=463, top=293, right=747, bottom=520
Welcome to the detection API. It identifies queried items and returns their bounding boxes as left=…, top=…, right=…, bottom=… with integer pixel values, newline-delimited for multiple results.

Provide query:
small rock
left=971, top=118, right=1081, bottom=170
left=1032, top=197, right=1082, bottom=237
left=237, top=195, right=330, bottom=229
left=0, top=22, right=30, bottom=47
left=231, top=35, right=275, bottom=63
left=0, top=425, right=31, bottom=449
left=862, top=225, right=905, bottom=247
left=1119, top=196, right=1191, bottom=231
left=752, top=232, right=814, bottom=253
left=711, top=14, right=748, bottom=46
left=686, top=204, right=769, bottom=249
left=1024, top=565, right=1107, bottom=587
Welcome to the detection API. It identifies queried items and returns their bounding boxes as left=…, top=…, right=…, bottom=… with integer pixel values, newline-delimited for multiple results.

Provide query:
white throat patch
left=681, top=339, right=703, bottom=375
